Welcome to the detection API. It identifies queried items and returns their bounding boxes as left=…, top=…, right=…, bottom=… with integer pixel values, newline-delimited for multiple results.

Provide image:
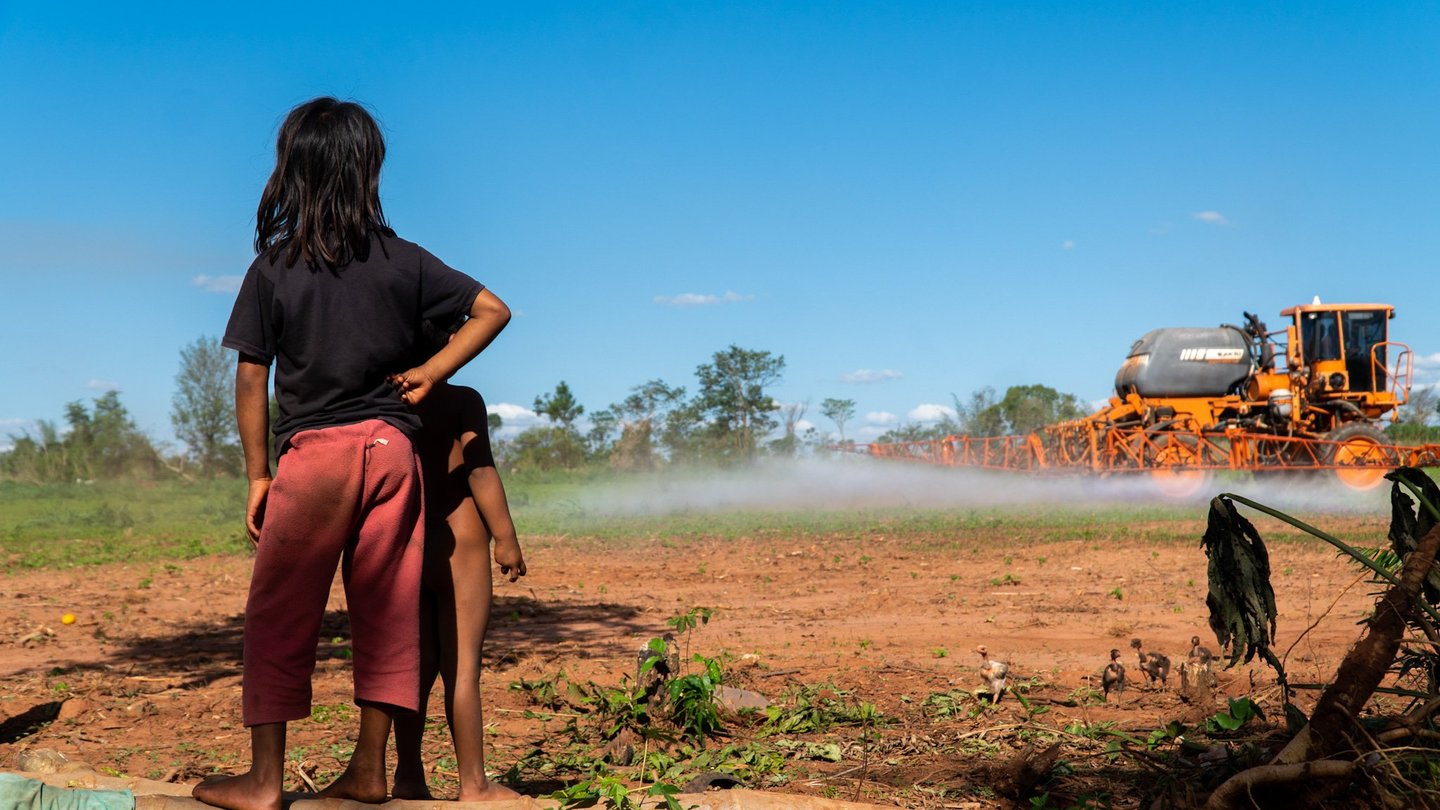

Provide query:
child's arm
left=390, top=289, right=510, bottom=406
left=457, top=391, right=526, bottom=582
left=235, top=355, right=272, bottom=543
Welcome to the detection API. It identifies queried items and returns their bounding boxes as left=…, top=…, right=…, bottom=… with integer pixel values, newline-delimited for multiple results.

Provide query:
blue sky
left=3, top=1, right=1439, bottom=449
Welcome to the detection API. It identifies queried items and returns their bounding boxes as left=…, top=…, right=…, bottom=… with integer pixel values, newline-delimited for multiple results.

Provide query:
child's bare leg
left=442, top=520, right=516, bottom=800
left=192, top=722, right=285, bottom=810
left=393, top=589, right=441, bottom=799
left=318, top=704, right=392, bottom=802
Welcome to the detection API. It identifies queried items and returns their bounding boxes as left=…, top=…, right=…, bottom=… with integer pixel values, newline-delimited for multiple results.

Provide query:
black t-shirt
left=222, top=233, right=484, bottom=458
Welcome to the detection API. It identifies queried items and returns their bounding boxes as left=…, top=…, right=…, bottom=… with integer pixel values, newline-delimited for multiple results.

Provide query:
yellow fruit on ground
left=61, top=613, right=76, bottom=625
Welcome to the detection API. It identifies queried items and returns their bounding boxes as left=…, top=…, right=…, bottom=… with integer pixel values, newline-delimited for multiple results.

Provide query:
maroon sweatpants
left=242, top=420, right=424, bottom=726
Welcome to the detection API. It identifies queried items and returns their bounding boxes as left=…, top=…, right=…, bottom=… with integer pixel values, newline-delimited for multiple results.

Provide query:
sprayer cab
left=1275, top=302, right=1410, bottom=428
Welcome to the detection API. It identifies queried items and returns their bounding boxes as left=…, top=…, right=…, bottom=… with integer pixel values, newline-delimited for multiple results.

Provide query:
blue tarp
left=0, top=773, right=134, bottom=810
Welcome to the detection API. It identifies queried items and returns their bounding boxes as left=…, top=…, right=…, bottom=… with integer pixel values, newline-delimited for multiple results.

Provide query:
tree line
left=0, top=337, right=240, bottom=483
left=7, top=334, right=1439, bottom=482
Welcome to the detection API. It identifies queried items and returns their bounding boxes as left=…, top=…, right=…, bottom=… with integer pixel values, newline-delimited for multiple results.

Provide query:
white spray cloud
left=654, top=290, right=755, bottom=307
left=840, top=368, right=903, bottom=384
left=193, top=274, right=244, bottom=293
left=569, top=457, right=1389, bottom=518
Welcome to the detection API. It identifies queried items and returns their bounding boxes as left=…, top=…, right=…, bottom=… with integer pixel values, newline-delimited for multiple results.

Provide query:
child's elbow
left=473, top=290, right=511, bottom=326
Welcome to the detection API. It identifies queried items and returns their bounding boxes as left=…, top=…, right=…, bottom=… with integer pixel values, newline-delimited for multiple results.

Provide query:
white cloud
left=908, top=403, right=957, bottom=423
left=795, top=419, right=816, bottom=433
left=488, top=402, right=541, bottom=423
left=86, top=379, right=121, bottom=391
left=854, top=424, right=889, bottom=439
left=1061, top=239, right=1075, bottom=250
left=864, top=411, right=898, bottom=425
left=840, top=368, right=904, bottom=384
left=654, top=290, right=755, bottom=307
left=486, top=402, right=545, bottom=439
left=193, top=274, right=244, bottom=294
left=1193, top=210, right=1231, bottom=226
left=1414, top=353, right=1440, bottom=385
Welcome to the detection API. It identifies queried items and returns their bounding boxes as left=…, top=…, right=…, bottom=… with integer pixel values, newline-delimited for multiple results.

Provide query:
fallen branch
left=1204, top=759, right=1358, bottom=809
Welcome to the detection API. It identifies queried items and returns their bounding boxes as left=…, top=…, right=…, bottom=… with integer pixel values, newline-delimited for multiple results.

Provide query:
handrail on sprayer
left=1372, top=341, right=1412, bottom=406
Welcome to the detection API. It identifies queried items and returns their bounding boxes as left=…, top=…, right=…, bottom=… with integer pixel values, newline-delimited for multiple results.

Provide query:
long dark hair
left=255, top=97, right=395, bottom=268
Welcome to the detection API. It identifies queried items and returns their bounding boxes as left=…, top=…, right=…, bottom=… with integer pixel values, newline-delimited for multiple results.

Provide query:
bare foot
left=458, top=780, right=522, bottom=802
left=390, top=769, right=433, bottom=801
left=192, top=772, right=283, bottom=810
left=318, top=766, right=387, bottom=804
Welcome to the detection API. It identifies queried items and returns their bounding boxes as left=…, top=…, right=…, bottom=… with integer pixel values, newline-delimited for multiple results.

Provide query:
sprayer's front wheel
left=1148, top=434, right=1212, bottom=499
left=1325, top=422, right=1390, bottom=491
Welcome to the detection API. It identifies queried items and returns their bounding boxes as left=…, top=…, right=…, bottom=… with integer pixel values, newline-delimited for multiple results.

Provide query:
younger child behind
left=392, top=320, right=526, bottom=801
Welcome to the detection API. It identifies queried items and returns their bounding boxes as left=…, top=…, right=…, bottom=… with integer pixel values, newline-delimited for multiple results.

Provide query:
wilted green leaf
left=1201, top=496, right=1282, bottom=681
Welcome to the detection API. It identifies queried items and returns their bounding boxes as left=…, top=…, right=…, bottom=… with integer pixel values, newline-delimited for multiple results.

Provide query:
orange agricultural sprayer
left=863, top=300, right=1440, bottom=497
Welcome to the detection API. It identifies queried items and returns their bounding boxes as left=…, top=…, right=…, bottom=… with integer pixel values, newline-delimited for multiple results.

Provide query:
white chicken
left=975, top=645, right=1009, bottom=704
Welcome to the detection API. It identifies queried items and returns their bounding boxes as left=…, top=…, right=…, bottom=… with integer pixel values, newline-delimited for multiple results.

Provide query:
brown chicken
left=1102, top=649, right=1126, bottom=701
left=1130, top=638, right=1170, bottom=688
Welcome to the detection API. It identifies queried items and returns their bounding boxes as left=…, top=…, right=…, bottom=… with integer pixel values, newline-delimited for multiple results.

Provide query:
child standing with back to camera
left=196, top=97, right=510, bottom=810
left=390, top=317, right=527, bottom=801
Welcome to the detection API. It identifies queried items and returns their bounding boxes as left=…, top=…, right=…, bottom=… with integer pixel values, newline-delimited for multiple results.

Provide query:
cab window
left=1342, top=310, right=1386, bottom=391
left=1300, top=312, right=1341, bottom=364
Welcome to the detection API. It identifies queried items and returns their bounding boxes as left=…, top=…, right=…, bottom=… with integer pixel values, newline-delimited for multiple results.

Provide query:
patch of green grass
left=0, top=479, right=250, bottom=569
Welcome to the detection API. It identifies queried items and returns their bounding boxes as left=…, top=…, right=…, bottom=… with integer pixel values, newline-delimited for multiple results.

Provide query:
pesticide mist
left=571, top=456, right=1392, bottom=518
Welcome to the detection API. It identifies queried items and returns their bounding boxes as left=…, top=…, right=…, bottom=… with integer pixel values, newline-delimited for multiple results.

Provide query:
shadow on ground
left=39, top=594, right=656, bottom=685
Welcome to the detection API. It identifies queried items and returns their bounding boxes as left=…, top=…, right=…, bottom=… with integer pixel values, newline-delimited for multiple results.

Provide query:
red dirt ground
left=0, top=514, right=1389, bottom=807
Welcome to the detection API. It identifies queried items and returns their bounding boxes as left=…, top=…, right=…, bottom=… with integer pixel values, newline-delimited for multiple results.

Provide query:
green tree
left=692, top=345, right=785, bottom=460
left=1399, top=385, right=1438, bottom=426
left=534, top=381, right=584, bottom=429
left=770, top=400, right=809, bottom=456
left=4, top=392, right=165, bottom=481
left=977, top=384, right=1087, bottom=435
left=508, top=383, right=589, bottom=472
left=586, top=408, right=619, bottom=460
left=820, top=397, right=856, bottom=442
left=507, top=426, right=586, bottom=472
left=876, top=422, right=952, bottom=443
left=610, top=379, right=687, bottom=470
left=73, top=391, right=163, bottom=479
left=0, top=421, right=67, bottom=482
left=171, top=336, right=240, bottom=476
left=955, top=387, right=1005, bottom=436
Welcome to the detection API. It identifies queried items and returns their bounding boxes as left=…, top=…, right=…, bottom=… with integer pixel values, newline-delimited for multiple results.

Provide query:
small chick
left=975, top=645, right=1009, bottom=704
left=1102, top=649, right=1126, bottom=701
left=1130, top=638, right=1171, bottom=688
left=1182, top=634, right=1216, bottom=690
left=1188, top=635, right=1214, bottom=669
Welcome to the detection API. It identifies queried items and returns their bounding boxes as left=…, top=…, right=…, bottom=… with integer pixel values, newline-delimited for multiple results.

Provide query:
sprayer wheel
left=1147, top=434, right=1211, bottom=499
left=1325, top=422, right=1390, bottom=491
